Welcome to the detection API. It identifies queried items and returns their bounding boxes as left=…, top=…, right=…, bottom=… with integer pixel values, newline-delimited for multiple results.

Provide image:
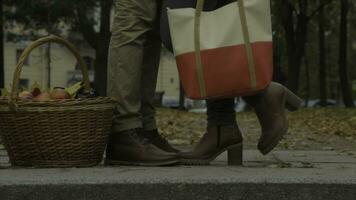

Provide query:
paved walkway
left=1, top=145, right=356, bottom=200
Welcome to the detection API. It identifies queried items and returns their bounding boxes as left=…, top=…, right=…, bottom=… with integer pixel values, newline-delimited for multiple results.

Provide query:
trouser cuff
left=112, top=119, right=143, bottom=133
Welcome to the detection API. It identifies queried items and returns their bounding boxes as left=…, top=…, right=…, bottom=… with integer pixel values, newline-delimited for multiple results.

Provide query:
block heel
left=227, top=143, right=243, bottom=166
left=284, top=87, right=303, bottom=111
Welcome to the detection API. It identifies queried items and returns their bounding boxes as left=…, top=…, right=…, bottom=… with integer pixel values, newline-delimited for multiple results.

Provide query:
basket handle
left=9, top=35, right=91, bottom=104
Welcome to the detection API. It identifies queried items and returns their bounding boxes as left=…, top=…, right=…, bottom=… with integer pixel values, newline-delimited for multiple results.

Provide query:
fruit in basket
left=32, top=87, right=41, bottom=97
left=76, top=87, right=100, bottom=99
left=50, top=87, right=70, bottom=100
left=31, top=81, right=42, bottom=97
left=66, top=82, right=83, bottom=98
left=34, top=92, right=51, bottom=102
left=18, top=91, right=34, bottom=101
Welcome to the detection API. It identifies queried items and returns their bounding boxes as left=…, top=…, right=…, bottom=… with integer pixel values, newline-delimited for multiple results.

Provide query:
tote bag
left=167, top=0, right=273, bottom=99
left=160, top=0, right=234, bottom=52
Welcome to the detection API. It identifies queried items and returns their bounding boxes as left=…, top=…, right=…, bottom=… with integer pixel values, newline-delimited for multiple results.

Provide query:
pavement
left=1, top=145, right=356, bottom=200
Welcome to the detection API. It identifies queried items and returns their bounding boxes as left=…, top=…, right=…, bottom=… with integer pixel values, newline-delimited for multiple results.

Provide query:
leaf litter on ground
left=157, top=108, right=356, bottom=152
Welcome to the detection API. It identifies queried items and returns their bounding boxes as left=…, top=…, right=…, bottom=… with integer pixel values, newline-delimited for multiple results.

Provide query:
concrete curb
left=2, top=183, right=356, bottom=200
left=1, top=166, right=356, bottom=200
left=1, top=150, right=356, bottom=200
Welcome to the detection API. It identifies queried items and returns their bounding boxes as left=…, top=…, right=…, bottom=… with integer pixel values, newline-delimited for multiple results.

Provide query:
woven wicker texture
left=0, top=35, right=114, bottom=168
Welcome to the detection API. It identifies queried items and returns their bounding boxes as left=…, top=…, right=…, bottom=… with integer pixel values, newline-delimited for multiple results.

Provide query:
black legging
left=206, top=99, right=236, bottom=127
left=206, top=90, right=266, bottom=127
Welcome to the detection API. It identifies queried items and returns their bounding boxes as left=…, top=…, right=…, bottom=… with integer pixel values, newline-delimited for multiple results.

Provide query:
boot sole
left=104, top=159, right=180, bottom=167
left=259, top=127, right=288, bottom=155
left=180, top=143, right=243, bottom=165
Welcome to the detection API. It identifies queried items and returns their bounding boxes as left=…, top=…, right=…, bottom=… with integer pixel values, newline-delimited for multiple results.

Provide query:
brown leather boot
left=179, top=125, right=243, bottom=165
left=243, top=82, right=303, bottom=155
left=140, top=129, right=180, bottom=153
left=105, top=129, right=179, bottom=166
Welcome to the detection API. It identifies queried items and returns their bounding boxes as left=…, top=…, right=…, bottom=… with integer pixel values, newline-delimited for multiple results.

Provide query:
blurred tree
left=318, top=0, right=327, bottom=107
left=4, top=0, right=73, bottom=35
left=277, top=0, right=309, bottom=93
left=0, top=0, right=4, bottom=89
left=95, top=0, right=112, bottom=96
left=274, top=0, right=334, bottom=94
left=338, top=0, right=355, bottom=107
left=73, top=0, right=113, bottom=95
left=271, top=1, right=287, bottom=85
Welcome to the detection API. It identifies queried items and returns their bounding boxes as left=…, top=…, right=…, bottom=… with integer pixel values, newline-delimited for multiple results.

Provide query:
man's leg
left=138, top=4, right=179, bottom=153
left=106, top=0, right=178, bottom=166
left=107, top=0, right=157, bottom=132
left=140, top=21, right=161, bottom=132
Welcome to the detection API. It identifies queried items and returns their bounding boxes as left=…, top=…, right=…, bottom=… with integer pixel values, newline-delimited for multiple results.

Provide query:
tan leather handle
left=194, top=0, right=207, bottom=97
left=9, top=35, right=91, bottom=105
left=237, top=0, right=257, bottom=88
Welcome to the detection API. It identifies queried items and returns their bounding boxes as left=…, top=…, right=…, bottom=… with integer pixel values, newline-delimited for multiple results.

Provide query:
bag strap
left=194, top=0, right=207, bottom=97
left=194, top=0, right=257, bottom=98
left=237, top=0, right=257, bottom=88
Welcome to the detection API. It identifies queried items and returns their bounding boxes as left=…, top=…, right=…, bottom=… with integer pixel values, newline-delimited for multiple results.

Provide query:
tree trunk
left=318, top=0, right=327, bottom=107
left=281, top=1, right=309, bottom=94
left=94, top=0, right=113, bottom=96
left=304, top=56, right=310, bottom=107
left=338, top=0, right=354, bottom=107
left=0, top=0, right=4, bottom=89
left=272, top=36, right=286, bottom=85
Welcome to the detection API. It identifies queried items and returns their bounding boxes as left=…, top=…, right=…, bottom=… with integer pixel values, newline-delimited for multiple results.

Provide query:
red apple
left=50, top=87, right=70, bottom=100
left=34, top=92, right=51, bottom=102
left=32, top=88, right=41, bottom=97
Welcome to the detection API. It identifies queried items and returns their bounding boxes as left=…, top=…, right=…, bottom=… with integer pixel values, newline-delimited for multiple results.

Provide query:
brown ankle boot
left=140, top=129, right=180, bottom=153
left=243, top=82, right=303, bottom=155
left=105, top=129, right=179, bottom=166
left=180, top=125, right=243, bottom=165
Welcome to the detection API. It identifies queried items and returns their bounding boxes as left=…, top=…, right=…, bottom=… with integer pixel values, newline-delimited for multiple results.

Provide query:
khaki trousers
left=107, top=0, right=162, bottom=132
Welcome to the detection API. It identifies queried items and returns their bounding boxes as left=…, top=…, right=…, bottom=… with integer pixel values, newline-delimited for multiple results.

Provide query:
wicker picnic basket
left=0, top=35, right=115, bottom=168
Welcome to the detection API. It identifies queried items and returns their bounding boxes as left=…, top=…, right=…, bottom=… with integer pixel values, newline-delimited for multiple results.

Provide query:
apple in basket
left=32, top=87, right=41, bottom=97
left=18, top=91, right=33, bottom=101
left=33, top=92, right=51, bottom=102
left=50, top=87, right=70, bottom=100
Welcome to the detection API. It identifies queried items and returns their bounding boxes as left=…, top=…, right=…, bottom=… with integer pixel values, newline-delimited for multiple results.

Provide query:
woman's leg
left=180, top=99, right=243, bottom=165
left=242, top=82, right=303, bottom=155
left=206, top=98, right=236, bottom=127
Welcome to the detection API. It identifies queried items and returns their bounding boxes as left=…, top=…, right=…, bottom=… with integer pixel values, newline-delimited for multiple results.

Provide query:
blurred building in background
left=156, top=48, right=181, bottom=106
left=3, top=40, right=95, bottom=90
left=2, top=39, right=181, bottom=103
